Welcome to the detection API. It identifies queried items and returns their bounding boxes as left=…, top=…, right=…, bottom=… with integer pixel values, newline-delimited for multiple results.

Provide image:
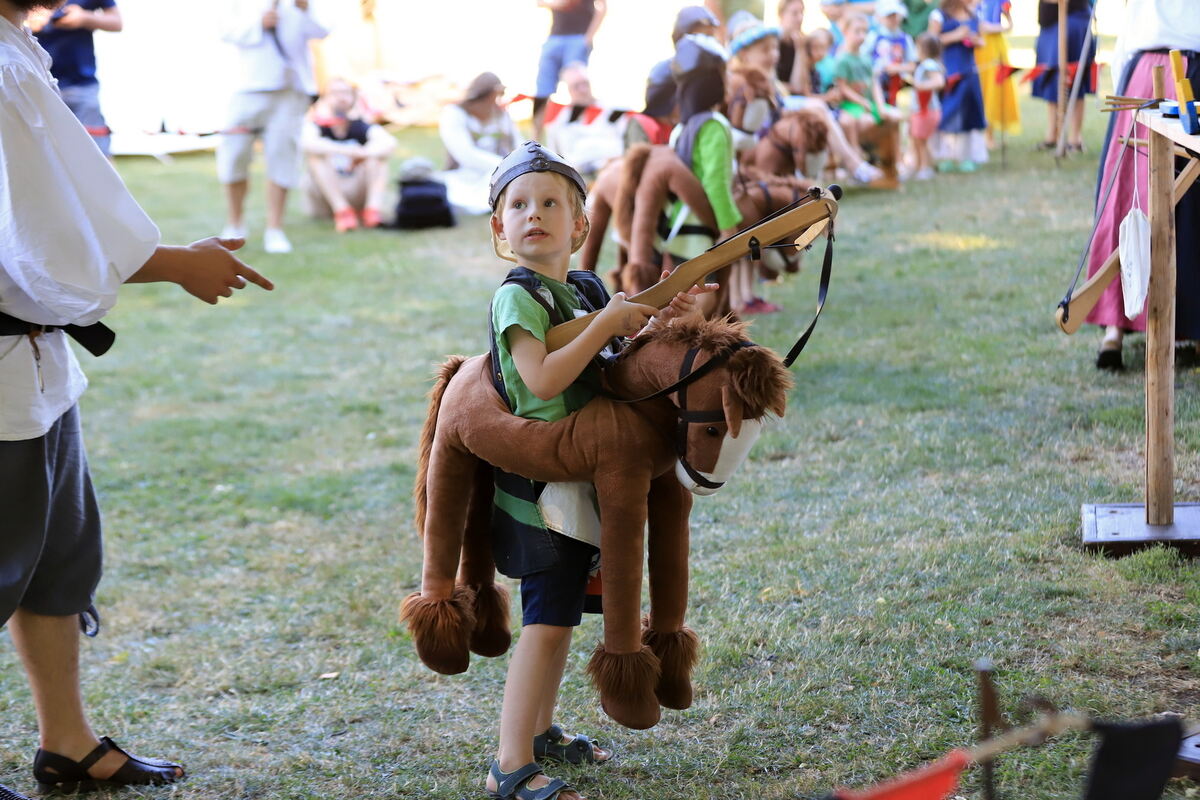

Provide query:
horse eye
left=705, top=426, right=720, bottom=437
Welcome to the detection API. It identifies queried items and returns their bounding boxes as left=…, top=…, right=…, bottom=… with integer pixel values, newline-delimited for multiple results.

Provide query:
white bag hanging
left=1119, top=146, right=1151, bottom=319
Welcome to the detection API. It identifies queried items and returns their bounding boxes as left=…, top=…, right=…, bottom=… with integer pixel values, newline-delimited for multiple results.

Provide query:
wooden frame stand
left=1082, top=69, right=1200, bottom=555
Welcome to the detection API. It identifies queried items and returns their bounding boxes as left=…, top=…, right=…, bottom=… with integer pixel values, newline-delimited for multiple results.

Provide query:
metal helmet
left=488, top=141, right=587, bottom=211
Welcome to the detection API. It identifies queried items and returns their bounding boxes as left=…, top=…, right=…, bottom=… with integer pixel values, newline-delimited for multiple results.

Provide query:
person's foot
left=851, top=161, right=884, bottom=184
left=485, top=761, right=583, bottom=799
left=220, top=223, right=246, bottom=240
left=937, top=159, right=957, bottom=173
left=958, top=160, right=978, bottom=173
left=1097, top=330, right=1124, bottom=371
left=534, top=725, right=612, bottom=765
left=333, top=207, right=359, bottom=233
left=33, top=737, right=184, bottom=792
left=914, top=166, right=936, bottom=180
left=741, top=297, right=782, bottom=314
left=263, top=228, right=292, bottom=254
left=360, top=207, right=383, bottom=228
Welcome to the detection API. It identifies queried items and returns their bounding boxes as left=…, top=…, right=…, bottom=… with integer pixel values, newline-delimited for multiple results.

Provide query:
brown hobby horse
left=400, top=316, right=791, bottom=729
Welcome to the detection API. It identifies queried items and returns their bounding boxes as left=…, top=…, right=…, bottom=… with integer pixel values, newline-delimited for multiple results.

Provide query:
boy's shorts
left=520, top=532, right=600, bottom=628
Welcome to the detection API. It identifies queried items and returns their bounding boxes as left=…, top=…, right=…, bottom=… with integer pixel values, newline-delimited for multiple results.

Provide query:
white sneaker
left=915, top=167, right=936, bottom=181
left=220, top=223, right=246, bottom=240
left=263, top=228, right=292, bottom=254
left=852, top=162, right=884, bottom=184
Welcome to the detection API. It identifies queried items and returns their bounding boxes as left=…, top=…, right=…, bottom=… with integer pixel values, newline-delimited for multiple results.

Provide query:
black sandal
left=33, top=737, right=183, bottom=794
left=533, top=724, right=608, bottom=765
left=0, top=783, right=32, bottom=800
left=487, top=760, right=576, bottom=800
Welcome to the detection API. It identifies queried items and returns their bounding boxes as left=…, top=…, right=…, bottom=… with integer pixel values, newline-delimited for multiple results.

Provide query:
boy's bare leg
left=490, top=625, right=582, bottom=799
left=265, top=182, right=289, bottom=231
left=223, top=179, right=248, bottom=230
left=534, top=632, right=572, bottom=734
left=363, top=157, right=390, bottom=211
left=305, top=157, right=352, bottom=213
left=8, top=610, right=182, bottom=780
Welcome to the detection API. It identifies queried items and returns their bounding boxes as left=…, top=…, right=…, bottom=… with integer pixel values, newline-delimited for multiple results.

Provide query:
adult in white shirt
left=0, top=2, right=273, bottom=796
left=544, top=62, right=624, bottom=175
left=216, top=0, right=330, bottom=254
left=438, top=72, right=520, bottom=215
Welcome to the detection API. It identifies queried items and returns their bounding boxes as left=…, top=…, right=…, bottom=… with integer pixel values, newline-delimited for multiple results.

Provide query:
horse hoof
left=587, top=644, right=662, bottom=730
left=468, top=582, right=512, bottom=658
left=643, top=625, right=699, bottom=710
left=399, top=588, right=475, bottom=675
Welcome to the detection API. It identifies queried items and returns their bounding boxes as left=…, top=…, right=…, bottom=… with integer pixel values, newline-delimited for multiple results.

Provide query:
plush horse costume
left=402, top=315, right=791, bottom=729
left=401, top=162, right=839, bottom=728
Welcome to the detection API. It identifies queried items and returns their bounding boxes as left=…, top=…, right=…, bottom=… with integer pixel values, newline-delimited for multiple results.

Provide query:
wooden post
left=1057, top=0, right=1068, bottom=152
left=1146, top=66, right=1176, bottom=526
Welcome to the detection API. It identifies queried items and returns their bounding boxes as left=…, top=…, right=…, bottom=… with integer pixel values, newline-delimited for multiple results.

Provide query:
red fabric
left=995, top=64, right=1021, bottom=85
left=945, top=73, right=963, bottom=91
left=835, top=750, right=971, bottom=800
left=1021, top=64, right=1048, bottom=83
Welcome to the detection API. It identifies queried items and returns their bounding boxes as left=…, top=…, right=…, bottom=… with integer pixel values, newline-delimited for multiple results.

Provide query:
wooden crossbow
left=546, top=185, right=840, bottom=352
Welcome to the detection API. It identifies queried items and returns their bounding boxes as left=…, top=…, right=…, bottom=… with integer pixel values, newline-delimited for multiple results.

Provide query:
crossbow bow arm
left=1056, top=155, right=1200, bottom=335
left=545, top=185, right=841, bottom=352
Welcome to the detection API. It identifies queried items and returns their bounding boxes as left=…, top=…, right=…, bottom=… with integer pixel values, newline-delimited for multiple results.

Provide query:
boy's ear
left=490, top=213, right=506, bottom=241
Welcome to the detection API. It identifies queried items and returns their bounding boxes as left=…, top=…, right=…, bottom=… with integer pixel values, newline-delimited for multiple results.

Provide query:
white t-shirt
left=219, top=0, right=330, bottom=96
left=1111, top=0, right=1200, bottom=87
left=0, top=16, right=159, bottom=440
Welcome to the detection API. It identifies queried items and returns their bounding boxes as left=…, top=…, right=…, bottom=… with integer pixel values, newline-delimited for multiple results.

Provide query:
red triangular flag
left=582, top=105, right=604, bottom=124
left=542, top=100, right=567, bottom=125
left=945, top=73, right=963, bottom=91
left=834, top=750, right=971, bottom=800
left=1022, top=63, right=1049, bottom=83
left=995, top=64, right=1021, bottom=85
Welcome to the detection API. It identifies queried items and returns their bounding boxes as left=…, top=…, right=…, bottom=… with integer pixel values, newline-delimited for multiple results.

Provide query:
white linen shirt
left=1111, top=0, right=1200, bottom=89
left=0, top=16, right=159, bottom=441
left=220, top=0, right=330, bottom=97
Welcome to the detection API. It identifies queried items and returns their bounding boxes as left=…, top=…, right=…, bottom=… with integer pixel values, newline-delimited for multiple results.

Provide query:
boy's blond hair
left=490, top=172, right=590, bottom=263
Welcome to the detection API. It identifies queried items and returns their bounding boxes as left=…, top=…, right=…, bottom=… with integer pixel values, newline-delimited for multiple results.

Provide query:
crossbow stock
left=546, top=185, right=841, bottom=352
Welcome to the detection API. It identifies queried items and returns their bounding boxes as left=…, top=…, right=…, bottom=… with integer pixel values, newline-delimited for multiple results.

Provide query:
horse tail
left=614, top=143, right=652, bottom=245
left=414, top=355, right=468, bottom=537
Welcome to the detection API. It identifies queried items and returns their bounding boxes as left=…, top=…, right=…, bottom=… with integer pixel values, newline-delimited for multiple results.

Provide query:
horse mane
left=621, top=316, right=792, bottom=418
left=414, top=355, right=468, bottom=537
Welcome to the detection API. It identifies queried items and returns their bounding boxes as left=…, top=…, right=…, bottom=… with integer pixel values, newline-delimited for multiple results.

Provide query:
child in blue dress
left=928, top=0, right=987, bottom=172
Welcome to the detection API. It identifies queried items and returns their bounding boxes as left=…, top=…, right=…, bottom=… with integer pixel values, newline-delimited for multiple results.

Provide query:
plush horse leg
left=399, top=437, right=479, bottom=675
left=457, top=458, right=511, bottom=658
left=643, top=472, right=698, bottom=711
left=586, top=475, right=661, bottom=730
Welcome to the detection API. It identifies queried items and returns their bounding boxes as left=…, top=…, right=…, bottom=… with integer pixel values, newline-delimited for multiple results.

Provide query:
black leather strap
left=0, top=311, right=115, bottom=357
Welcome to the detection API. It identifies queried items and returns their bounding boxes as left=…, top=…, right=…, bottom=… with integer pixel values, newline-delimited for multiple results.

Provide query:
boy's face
left=740, top=35, right=780, bottom=74
left=881, top=12, right=901, bottom=31
left=491, top=172, right=585, bottom=265
left=809, top=33, right=831, bottom=61
left=779, top=1, right=804, bottom=33
left=844, top=19, right=868, bottom=50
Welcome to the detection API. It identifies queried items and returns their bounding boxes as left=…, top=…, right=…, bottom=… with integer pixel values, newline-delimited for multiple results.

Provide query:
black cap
left=644, top=58, right=677, bottom=118
left=488, top=141, right=587, bottom=211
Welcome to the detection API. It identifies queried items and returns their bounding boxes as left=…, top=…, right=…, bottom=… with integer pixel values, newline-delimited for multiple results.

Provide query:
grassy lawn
left=2, top=95, right=1198, bottom=799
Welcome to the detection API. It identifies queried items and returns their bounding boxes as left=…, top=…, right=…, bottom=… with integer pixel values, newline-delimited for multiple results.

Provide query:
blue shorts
left=58, top=82, right=110, bottom=157
left=535, top=34, right=591, bottom=98
left=520, top=533, right=599, bottom=627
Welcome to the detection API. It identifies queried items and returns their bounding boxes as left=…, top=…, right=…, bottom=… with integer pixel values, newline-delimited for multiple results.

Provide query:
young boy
left=484, top=142, right=710, bottom=800
left=832, top=11, right=901, bottom=155
left=864, top=0, right=916, bottom=105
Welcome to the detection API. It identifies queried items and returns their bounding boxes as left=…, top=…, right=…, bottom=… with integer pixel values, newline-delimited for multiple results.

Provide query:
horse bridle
left=612, top=340, right=758, bottom=491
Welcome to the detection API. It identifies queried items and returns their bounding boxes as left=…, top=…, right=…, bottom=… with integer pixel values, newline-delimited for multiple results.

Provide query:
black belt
left=0, top=311, right=115, bottom=357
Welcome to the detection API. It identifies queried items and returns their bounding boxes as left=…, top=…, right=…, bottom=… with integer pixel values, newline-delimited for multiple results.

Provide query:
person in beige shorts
left=300, top=77, right=396, bottom=232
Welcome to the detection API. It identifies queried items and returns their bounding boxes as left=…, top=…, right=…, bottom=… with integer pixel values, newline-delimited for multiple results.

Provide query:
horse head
left=611, top=316, right=792, bottom=496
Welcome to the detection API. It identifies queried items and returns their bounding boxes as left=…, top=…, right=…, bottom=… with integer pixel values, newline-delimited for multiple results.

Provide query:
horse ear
left=722, top=384, right=743, bottom=439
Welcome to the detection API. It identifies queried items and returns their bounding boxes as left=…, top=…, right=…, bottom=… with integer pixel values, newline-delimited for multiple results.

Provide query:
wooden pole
left=1056, top=0, right=1068, bottom=156
left=1146, top=66, right=1176, bottom=525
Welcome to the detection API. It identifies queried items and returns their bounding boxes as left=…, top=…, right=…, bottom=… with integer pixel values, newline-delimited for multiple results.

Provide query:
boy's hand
left=176, top=237, right=274, bottom=304
left=654, top=269, right=719, bottom=325
left=599, top=292, right=657, bottom=338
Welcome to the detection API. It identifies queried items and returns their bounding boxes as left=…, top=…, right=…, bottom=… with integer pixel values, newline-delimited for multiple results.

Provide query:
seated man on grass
left=300, top=77, right=397, bottom=232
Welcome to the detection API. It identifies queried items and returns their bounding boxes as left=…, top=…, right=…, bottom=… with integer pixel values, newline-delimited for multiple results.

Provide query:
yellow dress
left=975, top=31, right=1021, bottom=135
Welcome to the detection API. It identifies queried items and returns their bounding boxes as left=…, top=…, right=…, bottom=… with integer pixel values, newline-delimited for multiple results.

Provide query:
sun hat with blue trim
left=727, top=10, right=781, bottom=57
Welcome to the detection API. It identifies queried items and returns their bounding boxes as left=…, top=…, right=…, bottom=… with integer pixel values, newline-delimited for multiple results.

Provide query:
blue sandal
left=487, top=760, right=576, bottom=800
left=533, top=725, right=608, bottom=765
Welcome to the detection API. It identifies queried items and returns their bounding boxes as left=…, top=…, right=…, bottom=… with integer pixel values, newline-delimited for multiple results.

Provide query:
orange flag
left=835, top=750, right=971, bottom=800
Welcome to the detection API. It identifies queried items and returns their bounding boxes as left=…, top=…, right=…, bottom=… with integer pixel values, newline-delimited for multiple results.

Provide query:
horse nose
left=675, top=460, right=723, bottom=496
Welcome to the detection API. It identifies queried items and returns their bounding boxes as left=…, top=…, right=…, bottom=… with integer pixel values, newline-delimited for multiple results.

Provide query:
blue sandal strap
left=490, top=761, right=544, bottom=798
left=526, top=777, right=572, bottom=800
